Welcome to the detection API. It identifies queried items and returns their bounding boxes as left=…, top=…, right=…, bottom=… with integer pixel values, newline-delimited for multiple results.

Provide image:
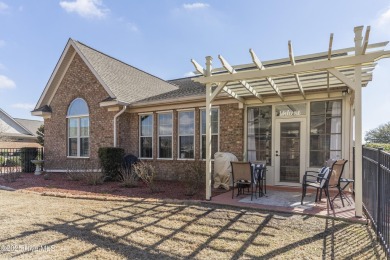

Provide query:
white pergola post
left=354, top=26, right=364, bottom=218
left=205, top=56, right=213, bottom=201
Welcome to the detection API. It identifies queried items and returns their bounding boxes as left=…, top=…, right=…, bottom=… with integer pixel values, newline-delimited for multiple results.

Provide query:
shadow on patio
left=210, top=186, right=363, bottom=222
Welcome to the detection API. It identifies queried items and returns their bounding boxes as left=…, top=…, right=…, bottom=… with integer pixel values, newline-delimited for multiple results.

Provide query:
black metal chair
left=301, top=166, right=334, bottom=209
left=251, top=162, right=266, bottom=197
left=230, top=161, right=254, bottom=200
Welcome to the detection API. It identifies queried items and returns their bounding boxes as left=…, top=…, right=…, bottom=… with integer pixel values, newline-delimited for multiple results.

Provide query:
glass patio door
left=275, top=118, right=306, bottom=185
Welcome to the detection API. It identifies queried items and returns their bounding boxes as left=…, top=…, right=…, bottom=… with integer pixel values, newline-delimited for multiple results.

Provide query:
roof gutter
left=113, top=105, right=127, bottom=147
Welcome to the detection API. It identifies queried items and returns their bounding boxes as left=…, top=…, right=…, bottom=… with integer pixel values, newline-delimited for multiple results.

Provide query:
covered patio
left=191, top=25, right=390, bottom=218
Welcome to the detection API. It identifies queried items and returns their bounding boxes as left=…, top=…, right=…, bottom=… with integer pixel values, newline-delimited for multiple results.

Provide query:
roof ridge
left=74, top=40, right=178, bottom=88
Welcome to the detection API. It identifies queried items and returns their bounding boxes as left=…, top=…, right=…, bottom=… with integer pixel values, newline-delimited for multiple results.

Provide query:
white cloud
left=183, top=3, right=210, bottom=10
left=11, top=103, right=35, bottom=110
left=0, top=75, right=15, bottom=89
left=374, top=6, right=390, bottom=35
left=184, top=71, right=195, bottom=77
left=59, top=0, right=109, bottom=19
left=0, top=40, right=5, bottom=48
left=126, top=22, right=138, bottom=32
left=0, top=2, right=8, bottom=12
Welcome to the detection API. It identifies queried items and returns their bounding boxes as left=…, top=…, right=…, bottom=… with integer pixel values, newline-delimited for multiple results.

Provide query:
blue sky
left=0, top=0, right=389, bottom=136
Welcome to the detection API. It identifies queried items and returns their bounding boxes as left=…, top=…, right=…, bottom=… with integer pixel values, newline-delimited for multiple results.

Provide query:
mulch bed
left=0, top=172, right=228, bottom=201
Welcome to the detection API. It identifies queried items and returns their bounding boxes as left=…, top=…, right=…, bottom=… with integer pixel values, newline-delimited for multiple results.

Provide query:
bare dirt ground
left=0, top=190, right=385, bottom=259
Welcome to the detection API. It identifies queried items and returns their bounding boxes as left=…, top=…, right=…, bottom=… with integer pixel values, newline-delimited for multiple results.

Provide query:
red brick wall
left=45, top=53, right=116, bottom=169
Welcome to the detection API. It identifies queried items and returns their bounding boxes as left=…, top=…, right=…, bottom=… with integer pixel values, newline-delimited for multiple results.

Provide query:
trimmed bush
left=98, top=147, right=125, bottom=181
left=365, top=143, right=390, bottom=153
left=20, top=147, right=38, bottom=173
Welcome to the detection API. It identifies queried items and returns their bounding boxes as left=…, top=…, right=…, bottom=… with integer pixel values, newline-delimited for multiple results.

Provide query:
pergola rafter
left=218, top=55, right=264, bottom=102
left=249, top=48, right=284, bottom=101
left=288, top=41, right=306, bottom=99
left=192, top=26, right=390, bottom=218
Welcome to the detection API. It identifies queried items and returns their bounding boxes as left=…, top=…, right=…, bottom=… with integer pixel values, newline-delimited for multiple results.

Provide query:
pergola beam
left=193, top=50, right=390, bottom=84
left=288, top=41, right=306, bottom=99
left=249, top=48, right=284, bottom=101
left=191, top=59, right=244, bottom=103
left=218, top=55, right=264, bottom=102
left=327, top=68, right=356, bottom=91
left=327, top=33, right=334, bottom=97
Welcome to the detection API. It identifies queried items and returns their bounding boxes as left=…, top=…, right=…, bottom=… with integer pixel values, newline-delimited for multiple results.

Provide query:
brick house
left=32, top=39, right=243, bottom=180
left=32, top=33, right=380, bottom=187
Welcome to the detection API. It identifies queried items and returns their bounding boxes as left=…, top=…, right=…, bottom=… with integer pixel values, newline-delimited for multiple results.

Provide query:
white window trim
left=157, top=112, right=173, bottom=159
left=177, top=110, right=195, bottom=160
left=139, top=113, right=153, bottom=159
left=200, top=107, right=220, bottom=161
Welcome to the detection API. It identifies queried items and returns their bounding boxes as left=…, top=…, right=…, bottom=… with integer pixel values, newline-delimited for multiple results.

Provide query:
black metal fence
left=362, top=146, right=390, bottom=256
left=0, top=147, right=44, bottom=174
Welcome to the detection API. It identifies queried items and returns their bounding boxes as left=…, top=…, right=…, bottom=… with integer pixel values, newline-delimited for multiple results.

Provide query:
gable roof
left=34, top=39, right=181, bottom=111
left=14, top=119, right=42, bottom=137
left=0, top=108, right=42, bottom=139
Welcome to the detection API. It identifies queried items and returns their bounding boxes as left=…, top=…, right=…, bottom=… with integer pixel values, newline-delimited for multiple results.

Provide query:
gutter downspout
left=114, top=106, right=127, bottom=147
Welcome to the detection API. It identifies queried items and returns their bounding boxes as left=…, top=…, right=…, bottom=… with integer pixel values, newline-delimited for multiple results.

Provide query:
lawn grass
left=0, top=190, right=385, bottom=259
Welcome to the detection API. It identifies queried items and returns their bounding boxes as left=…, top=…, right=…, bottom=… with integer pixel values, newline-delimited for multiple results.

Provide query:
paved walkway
left=208, top=186, right=365, bottom=223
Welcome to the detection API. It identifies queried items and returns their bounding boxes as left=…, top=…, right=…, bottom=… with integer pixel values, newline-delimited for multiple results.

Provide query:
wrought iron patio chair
left=301, top=165, right=334, bottom=209
left=230, top=161, right=254, bottom=200
left=251, top=161, right=267, bottom=197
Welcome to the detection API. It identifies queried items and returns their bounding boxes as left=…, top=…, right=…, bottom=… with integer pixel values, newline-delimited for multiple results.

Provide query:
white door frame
left=274, top=117, right=307, bottom=186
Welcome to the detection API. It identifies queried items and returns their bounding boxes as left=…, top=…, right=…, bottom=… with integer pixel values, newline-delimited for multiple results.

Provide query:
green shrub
left=365, top=143, right=390, bottom=153
left=20, top=147, right=38, bottom=173
left=98, top=147, right=125, bottom=181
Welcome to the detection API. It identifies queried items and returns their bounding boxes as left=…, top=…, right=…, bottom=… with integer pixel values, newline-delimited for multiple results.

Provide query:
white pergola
left=192, top=26, right=390, bottom=217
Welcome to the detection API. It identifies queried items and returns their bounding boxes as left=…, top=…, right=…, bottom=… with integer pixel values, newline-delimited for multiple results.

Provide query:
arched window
left=67, top=98, right=89, bottom=157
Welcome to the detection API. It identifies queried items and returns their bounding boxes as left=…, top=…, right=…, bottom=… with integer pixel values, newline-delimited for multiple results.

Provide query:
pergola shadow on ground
left=0, top=190, right=385, bottom=259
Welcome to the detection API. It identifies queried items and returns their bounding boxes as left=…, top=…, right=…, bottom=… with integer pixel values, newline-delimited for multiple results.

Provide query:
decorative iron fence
left=362, top=146, right=390, bottom=257
left=0, top=147, right=44, bottom=174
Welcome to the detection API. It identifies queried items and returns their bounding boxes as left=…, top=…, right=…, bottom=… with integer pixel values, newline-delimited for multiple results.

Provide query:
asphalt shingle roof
left=74, top=41, right=180, bottom=105
left=14, top=119, right=43, bottom=137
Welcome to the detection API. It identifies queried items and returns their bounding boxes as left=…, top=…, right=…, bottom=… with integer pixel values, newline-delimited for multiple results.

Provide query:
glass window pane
left=310, top=101, right=326, bottom=116
left=310, top=135, right=326, bottom=151
left=326, top=101, right=342, bottom=116
left=68, top=118, right=78, bottom=137
left=141, top=137, right=153, bottom=158
left=159, top=113, right=172, bottom=135
left=80, top=138, right=89, bottom=157
left=310, top=151, right=326, bottom=167
left=330, top=134, right=342, bottom=150
left=179, top=111, right=194, bottom=135
left=310, top=116, right=326, bottom=134
left=68, top=138, right=77, bottom=156
left=201, top=135, right=218, bottom=159
left=80, top=117, right=89, bottom=137
left=141, top=115, right=153, bottom=136
left=327, top=117, right=341, bottom=134
left=159, top=136, right=172, bottom=158
left=67, top=98, right=89, bottom=116
left=179, top=136, right=194, bottom=159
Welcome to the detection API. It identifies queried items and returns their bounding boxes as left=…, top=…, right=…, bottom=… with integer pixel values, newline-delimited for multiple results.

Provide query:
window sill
left=67, top=156, right=90, bottom=159
left=157, top=158, right=173, bottom=160
left=177, top=158, right=195, bottom=161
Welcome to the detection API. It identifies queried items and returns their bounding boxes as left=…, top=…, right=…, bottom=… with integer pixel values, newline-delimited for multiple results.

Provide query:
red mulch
left=0, top=172, right=228, bottom=201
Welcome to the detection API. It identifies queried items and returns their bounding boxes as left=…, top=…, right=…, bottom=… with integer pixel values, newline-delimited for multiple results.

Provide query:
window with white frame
left=158, top=112, right=173, bottom=159
left=200, top=108, right=219, bottom=159
left=178, top=111, right=194, bottom=159
left=67, top=98, right=89, bottom=157
left=310, top=100, right=342, bottom=167
left=140, top=114, right=153, bottom=158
